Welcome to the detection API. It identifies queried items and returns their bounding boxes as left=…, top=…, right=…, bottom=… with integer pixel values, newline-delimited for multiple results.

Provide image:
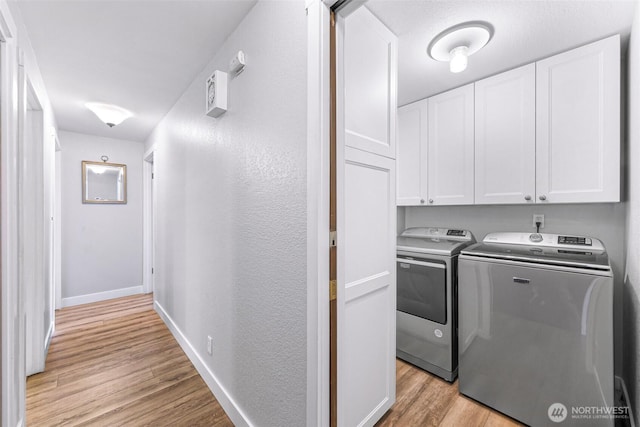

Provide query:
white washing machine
left=396, top=227, right=475, bottom=381
left=458, top=232, right=613, bottom=426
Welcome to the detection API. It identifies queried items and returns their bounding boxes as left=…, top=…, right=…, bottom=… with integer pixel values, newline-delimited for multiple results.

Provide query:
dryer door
left=397, top=256, right=447, bottom=324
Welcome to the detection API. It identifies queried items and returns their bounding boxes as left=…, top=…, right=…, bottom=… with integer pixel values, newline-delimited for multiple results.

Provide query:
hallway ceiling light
left=428, top=22, right=493, bottom=73
left=85, top=102, right=133, bottom=127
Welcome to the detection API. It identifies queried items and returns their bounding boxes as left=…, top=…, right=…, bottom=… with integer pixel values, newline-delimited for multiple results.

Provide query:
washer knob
left=524, top=195, right=532, bottom=201
left=539, top=195, right=547, bottom=201
left=529, top=233, right=543, bottom=243
left=428, top=199, right=434, bottom=204
left=420, top=198, right=425, bottom=204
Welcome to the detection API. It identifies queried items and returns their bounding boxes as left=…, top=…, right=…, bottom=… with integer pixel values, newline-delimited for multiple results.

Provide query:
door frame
left=0, top=3, right=23, bottom=425
left=142, top=147, right=155, bottom=294
left=22, top=71, right=47, bottom=376
left=54, top=133, right=62, bottom=310
left=306, top=1, right=331, bottom=425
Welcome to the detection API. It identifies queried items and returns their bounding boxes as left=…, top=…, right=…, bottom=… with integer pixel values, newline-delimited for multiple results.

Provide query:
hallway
left=25, top=294, right=233, bottom=426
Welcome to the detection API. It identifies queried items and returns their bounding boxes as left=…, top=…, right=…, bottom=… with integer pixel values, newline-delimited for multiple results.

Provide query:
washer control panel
left=483, top=232, right=605, bottom=252
left=558, top=236, right=592, bottom=246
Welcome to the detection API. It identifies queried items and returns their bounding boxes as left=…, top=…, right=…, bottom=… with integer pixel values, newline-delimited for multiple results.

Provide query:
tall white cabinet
left=427, top=84, right=475, bottom=205
left=338, top=6, right=397, bottom=427
left=536, top=35, right=620, bottom=203
left=475, top=64, right=536, bottom=204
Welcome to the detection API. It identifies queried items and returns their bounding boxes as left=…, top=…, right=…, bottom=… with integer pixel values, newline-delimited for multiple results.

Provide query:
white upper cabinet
left=536, top=35, right=620, bottom=203
left=343, top=6, right=397, bottom=159
left=475, top=64, right=536, bottom=204
left=397, top=100, right=428, bottom=205
left=427, top=84, right=475, bottom=205
left=395, top=35, right=620, bottom=206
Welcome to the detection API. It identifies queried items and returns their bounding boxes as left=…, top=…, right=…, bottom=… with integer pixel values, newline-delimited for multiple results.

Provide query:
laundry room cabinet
left=396, top=85, right=474, bottom=206
left=397, top=100, right=427, bottom=205
left=475, top=64, right=536, bottom=204
left=427, top=84, right=475, bottom=205
left=397, top=34, right=620, bottom=206
left=536, top=35, right=620, bottom=203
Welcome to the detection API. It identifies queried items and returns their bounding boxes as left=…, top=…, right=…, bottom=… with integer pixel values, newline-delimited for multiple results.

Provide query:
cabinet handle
left=420, top=199, right=425, bottom=204
left=524, top=195, right=532, bottom=201
left=539, top=195, right=547, bottom=201
left=428, top=199, right=434, bottom=204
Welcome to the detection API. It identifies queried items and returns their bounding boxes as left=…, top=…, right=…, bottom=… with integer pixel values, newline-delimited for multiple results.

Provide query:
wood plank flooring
left=26, top=294, right=233, bottom=426
left=376, top=359, right=523, bottom=427
left=28, top=294, right=521, bottom=426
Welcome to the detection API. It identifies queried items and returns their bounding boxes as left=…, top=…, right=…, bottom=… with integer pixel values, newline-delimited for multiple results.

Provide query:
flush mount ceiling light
left=427, top=22, right=493, bottom=73
left=85, top=102, right=133, bottom=127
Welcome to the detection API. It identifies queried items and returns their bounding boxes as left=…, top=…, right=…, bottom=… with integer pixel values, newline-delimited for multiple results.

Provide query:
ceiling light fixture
left=428, top=22, right=493, bottom=73
left=85, top=102, right=133, bottom=127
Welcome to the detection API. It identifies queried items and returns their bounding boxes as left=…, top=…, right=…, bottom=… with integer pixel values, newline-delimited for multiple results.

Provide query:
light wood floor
left=26, top=294, right=233, bottom=426
left=377, top=359, right=523, bottom=427
left=27, top=294, right=521, bottom=426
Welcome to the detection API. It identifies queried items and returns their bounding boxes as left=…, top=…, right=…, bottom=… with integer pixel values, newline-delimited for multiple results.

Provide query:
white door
left=343, top=5, right=396, bottom=159
left=337, top=5, right=397, bottom=426
left=397, top=100, right=427, bottom=206
left=475, top=64, right=536, bottom=204
left=536, top=35, right=620, bottom=203
left=427, top=84, right=474, bottom=205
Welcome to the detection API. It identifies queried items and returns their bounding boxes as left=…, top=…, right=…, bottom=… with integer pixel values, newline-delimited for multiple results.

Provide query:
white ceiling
left=366, top=0, right=637, bottom=106
left=14, top=0, right=257, bottom=142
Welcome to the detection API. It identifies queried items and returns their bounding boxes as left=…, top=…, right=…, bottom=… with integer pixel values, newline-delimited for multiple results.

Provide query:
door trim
left=0, top=4, right=23, bottom=425
left=306, top=1, right=331, bottom=426
left=143, top=147, right=155, bottom=294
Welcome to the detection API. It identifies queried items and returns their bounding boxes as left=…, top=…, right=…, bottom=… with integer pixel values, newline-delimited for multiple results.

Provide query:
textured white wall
left=144, top=2, right=307, bottom=425
left=405, top=202, right=626, bottom=372
left=624, top=1, right=640, bottom=423
left=60, top=130, right=143, bottom=300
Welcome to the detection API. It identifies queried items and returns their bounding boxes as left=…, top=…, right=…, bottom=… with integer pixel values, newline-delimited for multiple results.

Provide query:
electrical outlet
left=532, top=214, right=545, bottom=229
left=207, top=335, right=213, bottom=355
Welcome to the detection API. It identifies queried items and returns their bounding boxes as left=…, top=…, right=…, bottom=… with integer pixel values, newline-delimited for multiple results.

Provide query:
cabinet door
left=338, top=6, right=397, bottom=427
left=427, top=84, right=474, bottom=205
left=343, top=5, right=397, bottom=159
left=536, top=35, right=620, bottom=203
left=475, top=64, right=536, bottom=204
left=397, top=100, right=427, bottom=205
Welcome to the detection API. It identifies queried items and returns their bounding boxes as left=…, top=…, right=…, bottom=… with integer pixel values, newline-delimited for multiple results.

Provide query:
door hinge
left=152, top=268, right=154, bottom=274
left=330, top=231, right=337, bottom=248
left=329, top=280, right=337, bottom=301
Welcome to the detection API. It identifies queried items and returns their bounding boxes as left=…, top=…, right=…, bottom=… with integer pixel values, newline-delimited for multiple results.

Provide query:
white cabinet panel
left=536, top=35, right=620, bottom=203
left=343, top=6, right=397, bottom=159
left=427, top=84, right=475, bottom=205
left=338, top=7, right=397, bottom=427
left=339, top=147, right=396, bottom=427
left=397, top=100, right=427, bottom=206
left=475, top=64, right=536, bottom=204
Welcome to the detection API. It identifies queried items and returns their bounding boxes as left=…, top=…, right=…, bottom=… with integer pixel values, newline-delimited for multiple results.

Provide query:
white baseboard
left=61, top=286, right=143, bottom=308
left=154, top=301, right=252, bottom=427
left=616, top=375, right=636, bottom=427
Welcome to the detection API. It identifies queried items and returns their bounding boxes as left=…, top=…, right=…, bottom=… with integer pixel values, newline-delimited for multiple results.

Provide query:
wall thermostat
left=229, top=50, right=246, bottom=75
left=206, top=70, right=228, bottom=118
